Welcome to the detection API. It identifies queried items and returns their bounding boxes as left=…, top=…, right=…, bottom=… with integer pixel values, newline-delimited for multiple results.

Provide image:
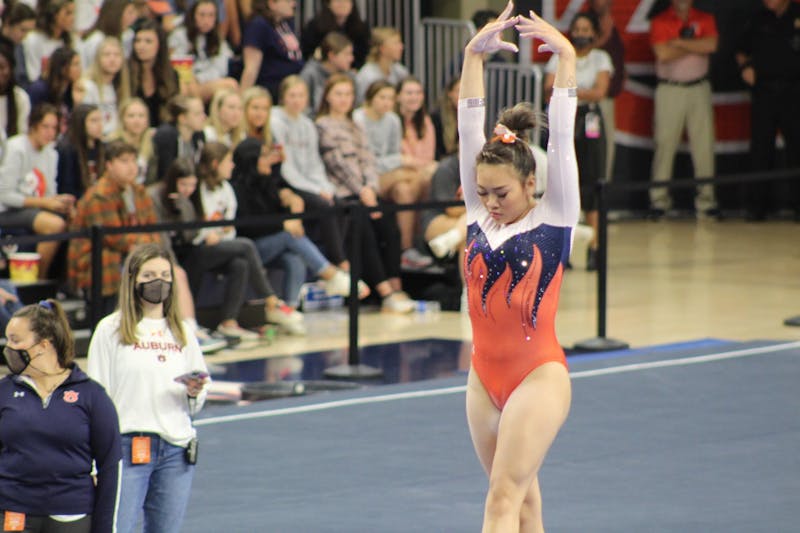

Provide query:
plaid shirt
left=68, top=177, right=161, bottom=297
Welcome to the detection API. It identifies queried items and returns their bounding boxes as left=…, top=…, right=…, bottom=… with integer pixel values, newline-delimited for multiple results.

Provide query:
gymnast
left=458, top=3, right=578, bottom=531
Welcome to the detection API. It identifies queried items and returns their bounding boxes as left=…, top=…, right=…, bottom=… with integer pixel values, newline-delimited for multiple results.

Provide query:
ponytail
left=13, top=299, right=75, bottom=368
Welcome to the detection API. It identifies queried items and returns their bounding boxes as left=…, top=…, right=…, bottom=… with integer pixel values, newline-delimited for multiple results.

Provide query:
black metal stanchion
left=89, top=225, right=104, bottom=330
left=324, top=204, right=383, bottom=379
left=574, top=179, right=629, bottom=352
left=783, top=316, right=800, bottom=327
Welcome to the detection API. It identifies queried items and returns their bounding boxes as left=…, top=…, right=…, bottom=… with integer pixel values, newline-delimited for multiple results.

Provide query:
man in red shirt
left=649, top=0, right=718, bottom=218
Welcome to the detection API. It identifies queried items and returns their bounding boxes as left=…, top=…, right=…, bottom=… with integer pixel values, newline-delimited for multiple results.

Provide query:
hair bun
left=497, top=103, right=538, bottom=139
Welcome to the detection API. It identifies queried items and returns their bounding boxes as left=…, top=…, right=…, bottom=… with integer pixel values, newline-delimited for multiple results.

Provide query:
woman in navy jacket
left=0, top=299, right=121, bottom=533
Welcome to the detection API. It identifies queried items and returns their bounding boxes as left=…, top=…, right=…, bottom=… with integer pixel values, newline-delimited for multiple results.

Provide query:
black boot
left=586, top=248, right=598, bottom=271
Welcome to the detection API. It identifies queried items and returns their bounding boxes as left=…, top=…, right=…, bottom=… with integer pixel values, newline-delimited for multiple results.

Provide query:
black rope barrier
left=574, top=166, right=800, bottom=351
left=2, top=166, right=798, bottom=359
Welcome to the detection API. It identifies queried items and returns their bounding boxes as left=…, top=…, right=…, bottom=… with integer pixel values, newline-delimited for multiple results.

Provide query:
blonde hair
left=278, top=74, right=308, bottom=105
left=113, top=97, right=154, bottom=162
left=117, top=243, right=187, bottom=347
left=242, top=86, right=272, bottom=147
left=367, top=27, right=401, bottom=63
left=207, top=88, right=245, bottom=146
left=87, top=36, right=131, bottom=108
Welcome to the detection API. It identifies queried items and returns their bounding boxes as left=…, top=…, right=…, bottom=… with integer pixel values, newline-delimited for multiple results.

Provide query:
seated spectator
left=396, top=76, right=438, bottom=182
left=168, top=0, right=238, bottom=102
left=148, top=155, right=282, bottom=341
left=81, top=36, right=130, bottom=138
left=240, top=0, right=304, bottom=100
left=300, top=0, right=370, bottom=69
left=316, top=74, right=415, bottom=312
left=354, top=27, right=408, bottom=104
left=230, top=138, right=361, bottom=329
left=242, top=85, right=273, bottom=145
left=353, top=80, right=432, bottom=269
left=22, top=0, right=76, bottom=83
left=197, top=144, right=319, bottom=333
left=430, top=76, right=460, bottom=159
left=421, top=154, right=466, bottom=260
left=109, top=97, right=157, bottom=184
left=299, top=31, right=354, bottom=116
left=203, top=87, right=246, bottom=147
left=79, top=0, right=138, bottom=70
left=56, top=103, right=105, bottom=199
left=153, top=94, right=206, bottom=179
left=26, top=46, right=83, bottom=135
left=271, top=75, right=356, bottom=278
left=0, top=2, right=37, bottom=87
left=66, top=139, right=223, bottom=351
left=129, top=18, right=180, bottom=127
left=67, top=140, right=160, bottom=313
left=0, top=103, right=71, bottom=279
left=0, top=45, right=32, bottom=160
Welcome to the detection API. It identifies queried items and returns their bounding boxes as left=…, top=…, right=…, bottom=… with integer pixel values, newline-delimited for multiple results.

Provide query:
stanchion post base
left=784, top=316, right=800, bottom=327
left=324, top=364, right=384, bottom=380
left=573, top=336, right=629, bottom=352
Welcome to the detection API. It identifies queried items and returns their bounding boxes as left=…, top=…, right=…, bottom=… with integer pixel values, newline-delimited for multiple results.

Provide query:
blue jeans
left=117, top=434, right=195, bottom=533
left=254, top=231, right=331, bottom=307
left=0, top=280, right=23, bottom=332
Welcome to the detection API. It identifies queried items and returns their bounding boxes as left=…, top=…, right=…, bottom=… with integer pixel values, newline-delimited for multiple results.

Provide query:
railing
left=484, top=61, right=544, bottom=146
left=416, top=17, right=475, bottom=106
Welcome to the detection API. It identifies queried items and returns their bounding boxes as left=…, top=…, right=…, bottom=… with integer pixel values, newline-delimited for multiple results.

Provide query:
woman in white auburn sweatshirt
left=87, top=243, right=209, bottom=533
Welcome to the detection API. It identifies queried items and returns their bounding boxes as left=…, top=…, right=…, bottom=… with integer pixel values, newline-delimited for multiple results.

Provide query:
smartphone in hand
left=174, top=371, right=210, bottom=384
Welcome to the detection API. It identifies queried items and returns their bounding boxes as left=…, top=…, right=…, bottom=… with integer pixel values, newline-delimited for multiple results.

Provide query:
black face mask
left=3, top=343, right=40, bottom=375
left=136, top=279, right=172, bottom=304
left=571, top=36, right=594, bottom=49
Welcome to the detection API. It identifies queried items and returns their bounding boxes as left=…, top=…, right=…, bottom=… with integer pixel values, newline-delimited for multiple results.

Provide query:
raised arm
left=458, top=1, right=519, bottom=216
left=517, top=11, right=580, bottom=228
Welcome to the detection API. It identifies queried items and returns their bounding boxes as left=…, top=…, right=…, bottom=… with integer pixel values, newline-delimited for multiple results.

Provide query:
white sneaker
left=216, top=323, right=260, bottom=341
left=428, top=228, right=462, bottom=259
left=265, top=305, right=307, bottom=336
left=381, top=291, right=416, bottom=313
left=401, top=248, right=434, bottom=269
left=569, top=224, right=594, bottom=270
left=323, top=270, right=351, bottom=296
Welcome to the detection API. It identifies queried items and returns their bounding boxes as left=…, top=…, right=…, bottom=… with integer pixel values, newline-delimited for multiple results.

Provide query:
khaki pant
left=650, top=81, right=716, bottom=211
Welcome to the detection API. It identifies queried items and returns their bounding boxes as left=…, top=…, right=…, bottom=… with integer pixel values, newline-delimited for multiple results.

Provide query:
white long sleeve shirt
left=87, top=312, right=209, bottom=447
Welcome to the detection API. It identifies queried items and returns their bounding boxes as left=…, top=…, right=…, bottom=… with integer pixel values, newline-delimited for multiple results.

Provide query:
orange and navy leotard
left=458, top=88, right=579, bottom=410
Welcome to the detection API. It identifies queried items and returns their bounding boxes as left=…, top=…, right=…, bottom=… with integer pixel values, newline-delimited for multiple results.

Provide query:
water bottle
left=416, top=300, right=441, bottom=314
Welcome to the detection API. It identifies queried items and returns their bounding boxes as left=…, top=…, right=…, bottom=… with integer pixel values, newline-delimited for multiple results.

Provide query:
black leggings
left=293, top=189, right=348, bottom=266
left=3, top=514, right=91, bottom=533
left=574, top=104, right=607, bottom=211
left=178, top=238, right=275, bottom=321
left=339, top=198, right=402, bottom=287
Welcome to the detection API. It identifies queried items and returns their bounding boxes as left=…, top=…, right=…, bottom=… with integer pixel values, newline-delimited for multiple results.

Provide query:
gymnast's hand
left=516, top=9, right=575, bottom=57
left=465, top=1, right=519, bottom=56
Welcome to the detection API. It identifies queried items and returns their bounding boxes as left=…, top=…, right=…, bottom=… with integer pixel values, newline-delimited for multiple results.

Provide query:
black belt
left=658, top=77, right=708, bottom=87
